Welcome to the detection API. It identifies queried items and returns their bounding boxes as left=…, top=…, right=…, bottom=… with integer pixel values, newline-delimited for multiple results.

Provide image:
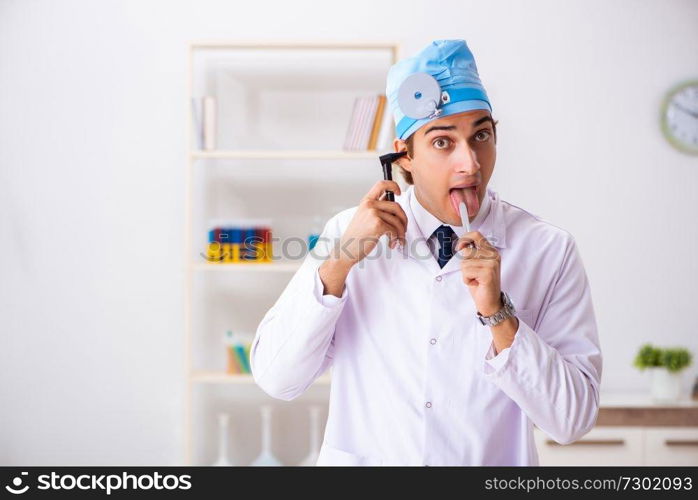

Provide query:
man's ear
left=392, top=138, right=412, bottom=172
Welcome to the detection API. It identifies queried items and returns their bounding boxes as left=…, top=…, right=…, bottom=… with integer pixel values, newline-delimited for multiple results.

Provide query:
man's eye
left=433, top=138, right=451, bottom=149
left=475, top=130, right=491, bottom=141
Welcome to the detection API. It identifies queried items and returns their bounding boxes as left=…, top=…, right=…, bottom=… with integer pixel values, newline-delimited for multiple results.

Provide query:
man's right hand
left=318, top=180, right=408, bottom=297
left=335, top=180, right=408, bottom=267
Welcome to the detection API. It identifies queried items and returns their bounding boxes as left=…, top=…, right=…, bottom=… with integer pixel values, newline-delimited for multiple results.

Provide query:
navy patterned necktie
left=432, top=225, right=456, bottom=268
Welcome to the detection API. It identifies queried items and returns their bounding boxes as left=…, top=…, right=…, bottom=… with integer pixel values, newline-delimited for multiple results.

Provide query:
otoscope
left=378, top=151, right=408, bottom=201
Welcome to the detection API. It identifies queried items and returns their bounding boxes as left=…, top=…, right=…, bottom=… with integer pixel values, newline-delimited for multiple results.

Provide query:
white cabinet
left=534, top=426, right=644, bottom=466
left=644, top=427, right=698, bottom=466
left=534, top=426, right=698, bottom=466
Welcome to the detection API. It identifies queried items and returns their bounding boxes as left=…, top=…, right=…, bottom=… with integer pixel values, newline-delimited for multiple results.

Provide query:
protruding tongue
left=449, top=187, right=480, bottom=223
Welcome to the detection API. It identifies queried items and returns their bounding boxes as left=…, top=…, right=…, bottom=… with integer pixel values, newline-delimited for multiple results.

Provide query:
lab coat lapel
left=398, top=187, right=443, bottom=275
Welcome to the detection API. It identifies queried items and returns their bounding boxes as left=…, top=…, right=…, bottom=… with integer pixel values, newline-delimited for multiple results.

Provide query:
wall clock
left=660, top=80, right=698, bottom=155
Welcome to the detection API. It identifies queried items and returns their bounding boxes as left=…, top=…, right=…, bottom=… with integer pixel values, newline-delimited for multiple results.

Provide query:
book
left=368, top=94, right=386, bottom=150
left=203, top=96, right=216, bottom=151
left=343, top=97, right=361, bottom=150
left=234, top=344, right=251, bottom=374
left=377, top=99, right=395, bottom=151
left=349, top=97, right=368, bottom=150
left=227, top=346, right=241, bottom=374
left=191, top=97, right=204, bottom=149
left=359, top=96, right=379, bottom=149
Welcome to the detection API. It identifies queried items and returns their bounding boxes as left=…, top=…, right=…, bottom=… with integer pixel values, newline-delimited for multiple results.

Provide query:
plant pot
left=649, top=367, right=682, bottom=402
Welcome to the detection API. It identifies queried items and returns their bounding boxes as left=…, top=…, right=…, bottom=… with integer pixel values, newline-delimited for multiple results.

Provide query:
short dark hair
left=398, top=117, right=498, bottom=185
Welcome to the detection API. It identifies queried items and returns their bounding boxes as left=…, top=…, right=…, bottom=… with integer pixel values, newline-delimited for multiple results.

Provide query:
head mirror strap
left=396, top=86, right=492, bottom=139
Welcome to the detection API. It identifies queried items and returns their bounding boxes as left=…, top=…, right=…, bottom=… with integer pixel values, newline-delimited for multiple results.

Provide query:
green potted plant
left=634, top=344, right=693, bottom=401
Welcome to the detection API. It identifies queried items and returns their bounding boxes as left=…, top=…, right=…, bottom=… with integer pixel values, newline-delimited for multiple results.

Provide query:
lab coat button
left=425, top=401, right=432, bottom=408
left=430, top=338, right=437, bottom=345
left=435, top=276, right=442, bottom=282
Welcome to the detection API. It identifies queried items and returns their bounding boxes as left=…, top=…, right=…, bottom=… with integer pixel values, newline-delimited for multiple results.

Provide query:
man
left=250, top=39, right=602, bottom=466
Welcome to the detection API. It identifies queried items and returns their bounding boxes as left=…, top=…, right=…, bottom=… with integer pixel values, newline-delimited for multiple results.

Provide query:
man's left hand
left=455, top=231, right=502, bottom=316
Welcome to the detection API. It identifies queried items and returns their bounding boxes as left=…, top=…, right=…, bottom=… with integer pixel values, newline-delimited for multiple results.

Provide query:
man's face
left=393, top=109, right=496, bottom=226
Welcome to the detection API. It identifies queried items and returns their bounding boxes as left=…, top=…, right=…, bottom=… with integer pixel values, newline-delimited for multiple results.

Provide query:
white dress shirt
left=250, top=184, right=602, bottom=466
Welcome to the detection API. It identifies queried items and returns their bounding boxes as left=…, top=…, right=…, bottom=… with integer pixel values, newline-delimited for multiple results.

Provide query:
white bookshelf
left=185, top=40, right=400, bottom=465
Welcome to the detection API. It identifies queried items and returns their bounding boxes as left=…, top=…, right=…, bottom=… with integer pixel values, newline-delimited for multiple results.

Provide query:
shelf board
left=192, top=262, right=302, bottom=272
left=190, top=150, right=383, bottom=160
left=190, top=41, right=399, bottom=51
left=191, top=371, right=331, bottom=385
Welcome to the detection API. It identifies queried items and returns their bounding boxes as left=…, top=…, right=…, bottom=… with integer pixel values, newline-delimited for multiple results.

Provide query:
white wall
left=1, top=0, right=696, bottom=465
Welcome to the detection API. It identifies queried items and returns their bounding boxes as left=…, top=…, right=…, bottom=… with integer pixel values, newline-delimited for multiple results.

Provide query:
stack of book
left=343, top=94, right=393, bottom=151
left=225, top=331, right=253, bottom=374
left=206, top=219, right=273, bottom=264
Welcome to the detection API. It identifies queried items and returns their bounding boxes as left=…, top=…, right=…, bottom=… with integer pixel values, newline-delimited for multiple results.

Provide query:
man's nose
left=453, top=143, right=480, bottom=174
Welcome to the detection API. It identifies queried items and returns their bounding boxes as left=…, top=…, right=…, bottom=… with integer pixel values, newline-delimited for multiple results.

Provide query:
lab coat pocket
left=315, top=442, right=384, bottom=466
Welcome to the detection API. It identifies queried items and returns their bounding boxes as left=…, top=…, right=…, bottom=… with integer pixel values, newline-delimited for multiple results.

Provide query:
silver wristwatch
left=477, top=291, right=517, bottom=326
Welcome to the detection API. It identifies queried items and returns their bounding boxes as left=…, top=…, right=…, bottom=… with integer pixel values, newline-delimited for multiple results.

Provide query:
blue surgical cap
left=386, top=39, right=492, bottom=141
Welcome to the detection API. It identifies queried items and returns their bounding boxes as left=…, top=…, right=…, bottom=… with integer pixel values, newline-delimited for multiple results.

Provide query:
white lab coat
left=250, top=185, right=602, bottom=466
